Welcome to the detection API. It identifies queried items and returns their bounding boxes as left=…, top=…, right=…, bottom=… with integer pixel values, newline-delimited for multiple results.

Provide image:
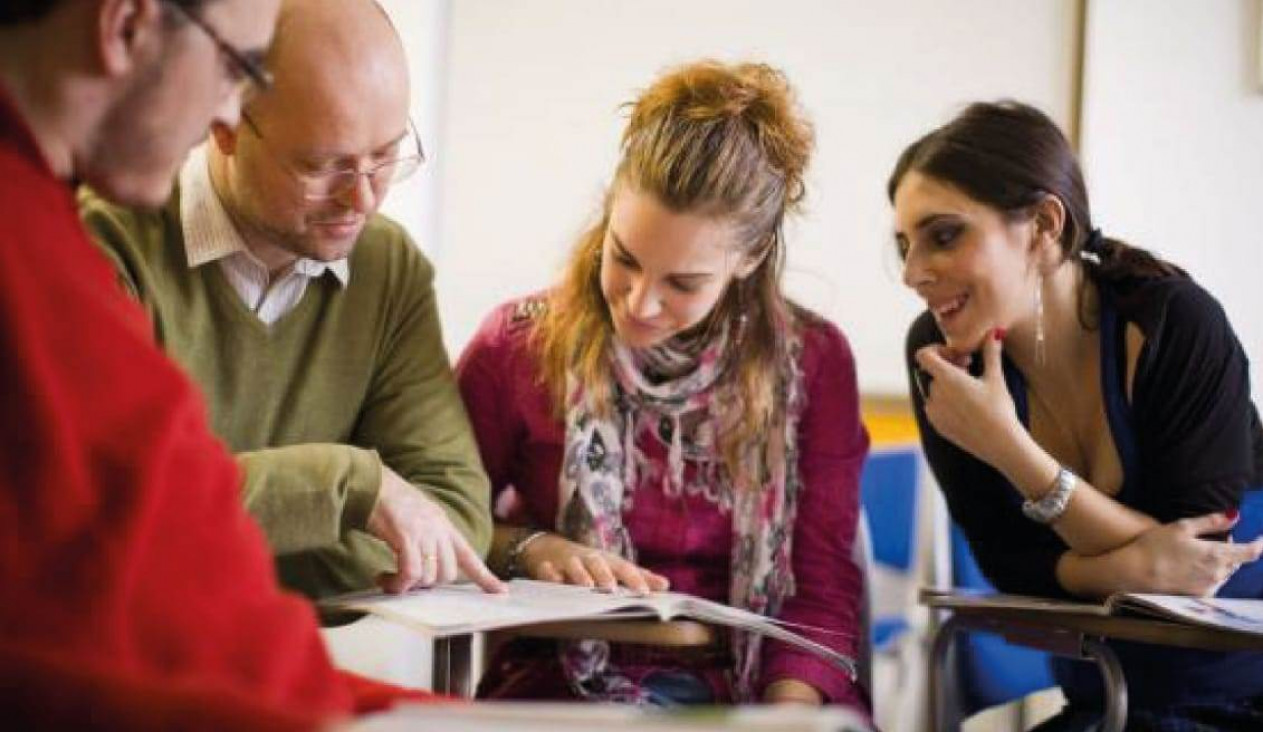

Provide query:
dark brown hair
left=887, top=100, right=1182, bottom=284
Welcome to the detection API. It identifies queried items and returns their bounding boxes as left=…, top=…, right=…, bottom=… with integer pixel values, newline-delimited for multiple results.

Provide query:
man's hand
left=367, top=466, right=505, bottom=594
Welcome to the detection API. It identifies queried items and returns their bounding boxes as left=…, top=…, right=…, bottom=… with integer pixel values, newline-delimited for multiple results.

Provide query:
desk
left=429, top=618, right=717, bottom=697
left=923, top=595, right=1263, bottom=732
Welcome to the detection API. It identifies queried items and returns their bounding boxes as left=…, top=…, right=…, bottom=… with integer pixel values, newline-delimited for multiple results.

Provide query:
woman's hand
left=520, top=532, right=670, bottom=594
left=1109, top=512, right=1263, bottom=596
left=763, top=679, right=823, bottom=705
left=914, top=329, right=1023, bottom=467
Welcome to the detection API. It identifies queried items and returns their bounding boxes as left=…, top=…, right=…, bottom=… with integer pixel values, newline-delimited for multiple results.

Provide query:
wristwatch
left=1021, top=466, right=1078, bottom=524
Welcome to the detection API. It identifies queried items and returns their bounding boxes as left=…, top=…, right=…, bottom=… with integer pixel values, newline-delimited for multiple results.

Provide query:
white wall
left=1081, top=0, right=1263, bottom=392
left=377, top=0, right=449, bottom=259
left=427, top=0, right=1078, bottom=395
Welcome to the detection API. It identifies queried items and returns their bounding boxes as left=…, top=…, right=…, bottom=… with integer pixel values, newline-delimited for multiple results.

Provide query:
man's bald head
left=208, top=0, right=415, bottom=269
left=252, top=0, right=408, bottom=129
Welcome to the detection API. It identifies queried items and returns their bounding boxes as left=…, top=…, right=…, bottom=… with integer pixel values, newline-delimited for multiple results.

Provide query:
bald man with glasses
left=81, top=0, right=501, bottom=600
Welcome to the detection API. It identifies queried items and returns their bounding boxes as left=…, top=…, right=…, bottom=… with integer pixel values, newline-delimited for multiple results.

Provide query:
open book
left=921, top=587, right=1263, bottom=636
left=322, top=579, right=855, bottom=680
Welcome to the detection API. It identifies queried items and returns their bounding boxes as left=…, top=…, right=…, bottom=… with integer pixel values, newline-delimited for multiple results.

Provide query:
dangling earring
left=1034, top=274, right=1046, bottom=367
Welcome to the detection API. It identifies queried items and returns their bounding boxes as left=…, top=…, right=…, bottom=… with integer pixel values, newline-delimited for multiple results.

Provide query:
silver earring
left=1034, top=274, right=1046, bottom=367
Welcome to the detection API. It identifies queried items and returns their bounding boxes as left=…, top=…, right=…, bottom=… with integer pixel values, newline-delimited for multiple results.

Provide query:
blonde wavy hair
left=534, top=59, right=815, bottom=486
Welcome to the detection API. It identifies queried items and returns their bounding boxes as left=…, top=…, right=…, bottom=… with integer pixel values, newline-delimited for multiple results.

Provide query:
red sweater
left=0, top=91, right=372, bottom=727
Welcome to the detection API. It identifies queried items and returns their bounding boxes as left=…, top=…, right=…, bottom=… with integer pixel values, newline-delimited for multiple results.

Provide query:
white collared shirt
left=178, top=145, right=350, bottom=326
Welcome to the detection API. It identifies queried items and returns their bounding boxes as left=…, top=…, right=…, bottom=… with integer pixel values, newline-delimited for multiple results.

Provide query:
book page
left=664, top=597, right=856, bottom=678
left=1115, top=595, right=1263, bottom=636
left=322, top=580, right=855, bottom=677
left=322, top=580, right=663, bottom=636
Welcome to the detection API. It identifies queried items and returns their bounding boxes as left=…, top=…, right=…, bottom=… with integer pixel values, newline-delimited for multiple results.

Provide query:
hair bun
left=625, top=60, right=814, bottom=210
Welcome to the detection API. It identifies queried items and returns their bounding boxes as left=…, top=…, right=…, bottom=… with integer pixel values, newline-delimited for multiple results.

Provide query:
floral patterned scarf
left=556, top=316, right=805, bottom=702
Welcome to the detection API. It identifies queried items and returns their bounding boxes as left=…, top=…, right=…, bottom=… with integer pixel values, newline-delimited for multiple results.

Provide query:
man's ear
left=97, top=0, right=164, bottom=78
left=210, top=119, right=240, bottom=155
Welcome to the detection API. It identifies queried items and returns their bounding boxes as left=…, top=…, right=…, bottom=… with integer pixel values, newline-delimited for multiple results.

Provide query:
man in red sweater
left=0, top=0, right=410, bottom=726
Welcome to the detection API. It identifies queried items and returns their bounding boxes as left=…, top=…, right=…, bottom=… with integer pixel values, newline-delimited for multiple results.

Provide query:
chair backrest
left=859, top=447, right=924, bottom=653
left=860, top=448, right=920, bottom=573
left=948, top=523, right=1057, bottom=713
left=1224, top=487, right=1263, bottom=596
left=931, top=492, right=1056, bottom=715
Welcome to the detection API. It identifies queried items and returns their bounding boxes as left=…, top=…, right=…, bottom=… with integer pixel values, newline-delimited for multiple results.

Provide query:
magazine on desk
left=322, top=579, right=855, bottom=678
left=921, top=587, right=1263, bottom=636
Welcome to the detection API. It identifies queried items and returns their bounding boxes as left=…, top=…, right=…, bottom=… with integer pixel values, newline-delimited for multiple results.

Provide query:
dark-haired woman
left=892, top=100, right=1263, bottom=730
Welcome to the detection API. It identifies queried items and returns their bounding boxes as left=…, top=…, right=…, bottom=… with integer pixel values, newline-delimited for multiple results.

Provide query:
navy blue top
left=908, top=273, right=1263, bottom=709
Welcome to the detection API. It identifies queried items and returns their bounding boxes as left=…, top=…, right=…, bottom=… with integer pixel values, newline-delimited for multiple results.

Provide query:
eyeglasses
left=163, top=1, right=273, bottom=94
left=241, top=112, right=427, bottom=202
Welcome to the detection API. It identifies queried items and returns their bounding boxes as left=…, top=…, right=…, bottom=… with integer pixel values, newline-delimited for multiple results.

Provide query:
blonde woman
left=456, top=61, right=869, bottom=711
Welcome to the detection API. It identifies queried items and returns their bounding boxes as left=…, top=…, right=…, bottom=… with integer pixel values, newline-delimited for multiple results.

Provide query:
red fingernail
left=993, top=327, right=1006, bottom=341
left=1227, top=509, right=1240, bottom=521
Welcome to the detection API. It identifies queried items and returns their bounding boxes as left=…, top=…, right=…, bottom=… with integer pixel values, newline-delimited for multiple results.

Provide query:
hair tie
left=1083, top=227, right=1105, bottom=254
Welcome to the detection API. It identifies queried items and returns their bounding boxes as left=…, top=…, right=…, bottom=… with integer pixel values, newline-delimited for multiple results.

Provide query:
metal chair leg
left=1082, top=637, right=1127, bottom=732
left=929, top=614, right=964, bottom=731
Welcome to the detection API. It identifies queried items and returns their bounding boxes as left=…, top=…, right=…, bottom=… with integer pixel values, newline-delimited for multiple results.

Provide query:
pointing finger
left=453, top=535, right=507, bottom=593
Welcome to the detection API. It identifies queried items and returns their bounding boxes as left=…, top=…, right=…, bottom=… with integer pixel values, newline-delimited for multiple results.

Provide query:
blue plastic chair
left=859, top=446, right=927, bottom=732
left=860, top=448, right=922, bottom=651
left=1224, top=487, right=1263, bottom=596
left=948, top=522, right=1057, bottom=715
left=945, top=487, right=1263, bottom=721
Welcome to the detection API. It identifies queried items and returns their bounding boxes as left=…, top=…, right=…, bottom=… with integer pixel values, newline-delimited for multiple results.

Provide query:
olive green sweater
left=80, top=188, right=492, bottom=597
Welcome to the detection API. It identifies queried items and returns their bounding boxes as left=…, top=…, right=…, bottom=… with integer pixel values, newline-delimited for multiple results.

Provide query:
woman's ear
left=1030, top=194, right=1067, bottom=268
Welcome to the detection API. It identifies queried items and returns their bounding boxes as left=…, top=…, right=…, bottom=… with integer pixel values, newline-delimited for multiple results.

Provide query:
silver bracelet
left=1021, top=466, right=1078, bottom=524
left=504, top=529, right=549, bottom=579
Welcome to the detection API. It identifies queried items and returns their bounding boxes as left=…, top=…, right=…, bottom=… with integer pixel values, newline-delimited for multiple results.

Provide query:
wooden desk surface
left=939, top=604, right=1263, bottom=653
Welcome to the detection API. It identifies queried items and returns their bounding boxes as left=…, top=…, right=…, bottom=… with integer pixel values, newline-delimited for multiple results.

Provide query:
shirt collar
left=0, top=81, right=57, bottom=178
left=178, top=145, right=350, bottom=287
